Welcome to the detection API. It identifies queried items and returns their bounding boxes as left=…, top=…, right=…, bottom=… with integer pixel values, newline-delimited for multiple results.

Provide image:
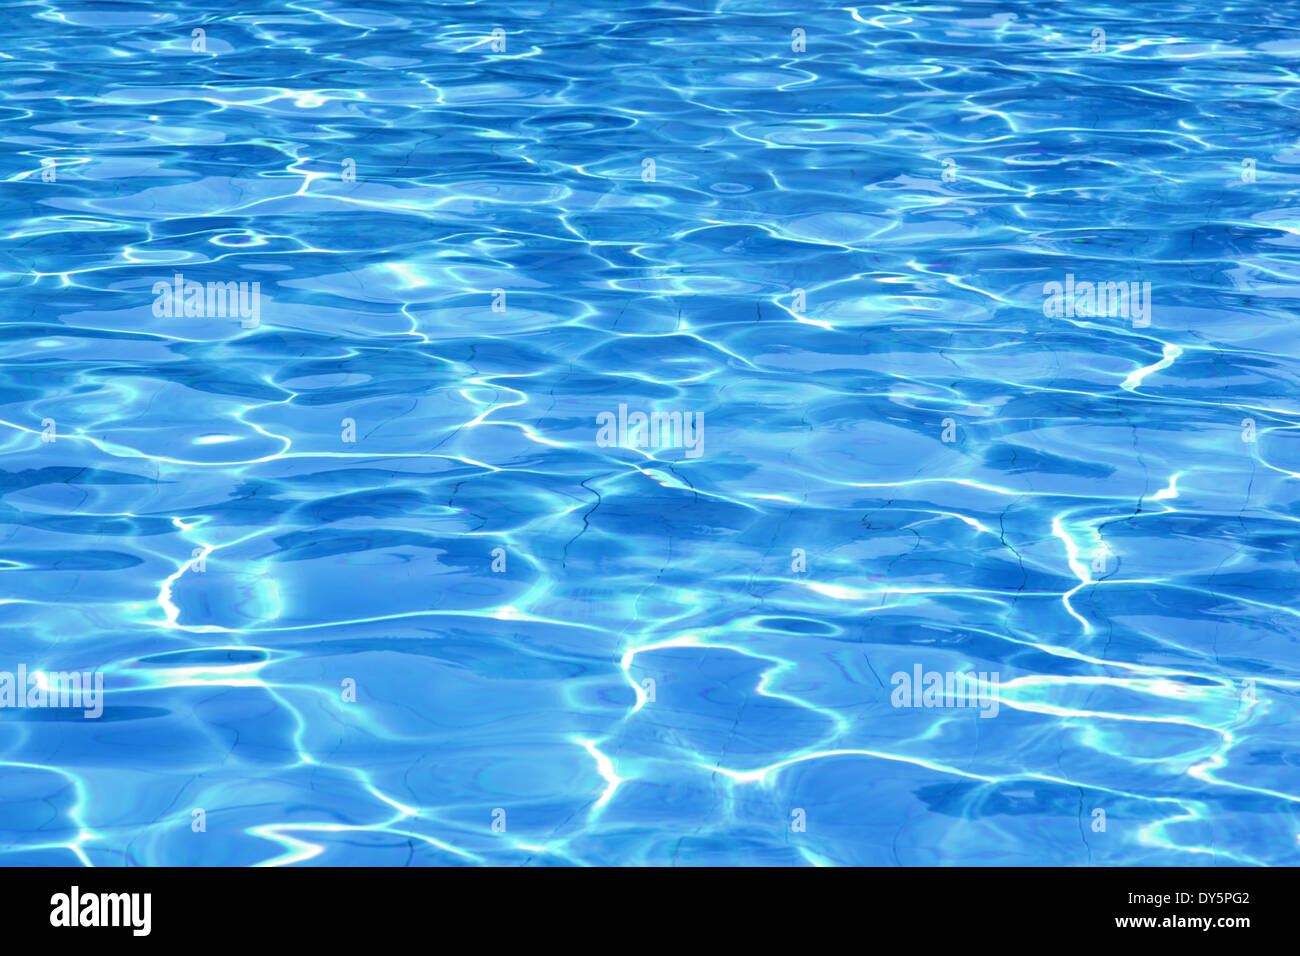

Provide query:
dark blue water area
left=1, top=1, right=1298, bottom=866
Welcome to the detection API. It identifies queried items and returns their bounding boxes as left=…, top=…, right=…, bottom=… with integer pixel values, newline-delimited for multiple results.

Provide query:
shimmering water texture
left=2, top=0, right=1299, bottom=868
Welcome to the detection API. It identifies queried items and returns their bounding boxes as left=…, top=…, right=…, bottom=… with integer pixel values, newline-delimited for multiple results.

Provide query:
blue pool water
left=2, top=1, right=1299, bottom=867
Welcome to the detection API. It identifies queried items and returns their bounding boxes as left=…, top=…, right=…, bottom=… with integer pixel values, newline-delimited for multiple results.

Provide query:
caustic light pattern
left=2, top=0, right=1299, bottom=866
